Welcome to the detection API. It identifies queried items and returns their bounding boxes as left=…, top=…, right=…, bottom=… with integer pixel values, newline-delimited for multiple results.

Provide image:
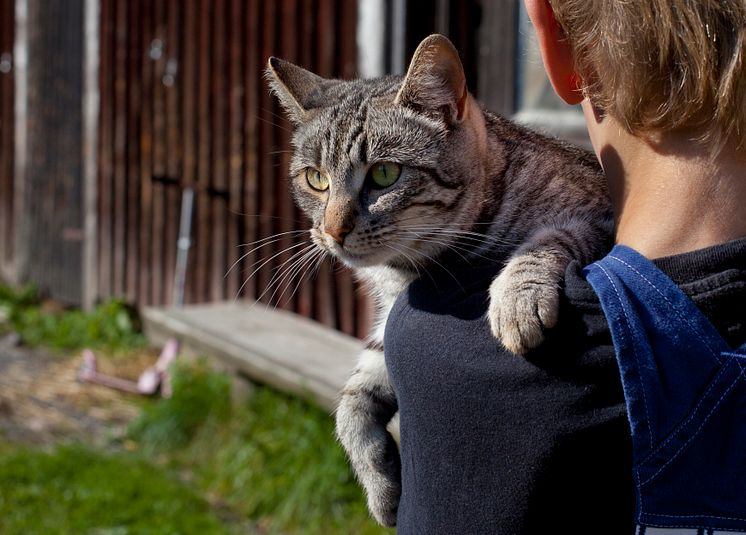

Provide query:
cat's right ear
left=395, top=34, right=468, bottom=125
left=266, top=57, right=325, bottom=124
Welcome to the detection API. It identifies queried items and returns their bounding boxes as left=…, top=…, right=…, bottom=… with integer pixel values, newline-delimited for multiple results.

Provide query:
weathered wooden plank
left=142, top=302, right=362, bottom=411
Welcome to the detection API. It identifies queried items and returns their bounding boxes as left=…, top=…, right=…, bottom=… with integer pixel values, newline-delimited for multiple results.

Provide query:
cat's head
left=266, top=35, right=490, bottom=271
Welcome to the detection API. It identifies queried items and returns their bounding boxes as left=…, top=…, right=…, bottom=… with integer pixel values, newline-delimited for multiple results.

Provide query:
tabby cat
left=267, top=35, right=611, bottom=527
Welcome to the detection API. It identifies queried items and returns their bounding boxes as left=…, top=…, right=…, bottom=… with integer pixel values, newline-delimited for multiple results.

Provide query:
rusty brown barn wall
left=0, top=0, right=14, bottom=276
left=96, top=0, right=371, bottom=338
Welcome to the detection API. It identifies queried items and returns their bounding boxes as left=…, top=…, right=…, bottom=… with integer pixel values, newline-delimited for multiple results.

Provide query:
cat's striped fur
left=267, top=35, right=611, bottom=527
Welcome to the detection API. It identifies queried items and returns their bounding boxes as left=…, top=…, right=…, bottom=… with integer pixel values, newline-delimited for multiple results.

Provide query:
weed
left=0, top=284, right=146, bottom=352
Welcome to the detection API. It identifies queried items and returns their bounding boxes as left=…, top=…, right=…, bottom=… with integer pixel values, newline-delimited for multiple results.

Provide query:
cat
left=266, top=34, right=611, bottom=527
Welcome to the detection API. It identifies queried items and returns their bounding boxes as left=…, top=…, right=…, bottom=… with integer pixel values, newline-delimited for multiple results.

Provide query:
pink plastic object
left=77, top=339, right=179, bottom=397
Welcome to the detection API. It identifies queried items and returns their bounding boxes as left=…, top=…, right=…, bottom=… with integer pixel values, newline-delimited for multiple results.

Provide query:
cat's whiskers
left=226, top=230, right=309, bottom=278
left=263, top=244, right=319, bottom=304
left=256, top=114, right=293, bottom=134
left=403, top=226, right=520, bottom=247
left=266, top=245, right=324, bottom=309
left=400, top=233, right=493, bottom=263
left=399, top=232, right=471, bottom=264
left=393, top=239, right=463, bottom=290
left=382, top=242, right=422, bottom=278
left=283, top=248, right=327, bottom=306
left=235, top=241, right=311, bottom=301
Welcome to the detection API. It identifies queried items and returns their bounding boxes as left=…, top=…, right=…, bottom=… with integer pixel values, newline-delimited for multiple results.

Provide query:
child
left=528, top=0, right=746, bottom=532
left=386, top=1, right=746, bottom=533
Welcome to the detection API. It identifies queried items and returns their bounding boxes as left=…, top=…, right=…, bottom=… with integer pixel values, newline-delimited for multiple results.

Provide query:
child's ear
left=523, top=0, right=583, bottom=105
left=395, top=34, right=469, bottom=124
left=266, top=57, right=326, bottom=124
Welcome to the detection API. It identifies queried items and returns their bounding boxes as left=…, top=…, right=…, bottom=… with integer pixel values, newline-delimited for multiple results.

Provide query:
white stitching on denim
left=608, top=255, right=722, bottom=364
left=595, top=262, right=654, bottom=450
left=639, top=362, right=731, bottom=466
left=639, top=361, right=744, bottom=487
left=640, top=521, right=746, bottom=532
left=646, top=512, right=746, bottom=522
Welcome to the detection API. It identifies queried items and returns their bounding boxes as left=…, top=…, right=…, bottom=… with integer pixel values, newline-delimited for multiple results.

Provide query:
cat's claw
left=488, top=255, right=561, bottom=355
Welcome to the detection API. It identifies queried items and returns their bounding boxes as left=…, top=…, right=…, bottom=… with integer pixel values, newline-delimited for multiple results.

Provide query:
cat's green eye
left=368, top=162, right=401, bottom=189
left=305, top=168, right=328, bottom=191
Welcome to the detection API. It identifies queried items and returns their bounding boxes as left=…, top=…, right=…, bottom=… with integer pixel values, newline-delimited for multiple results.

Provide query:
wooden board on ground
left=142, top=302, right=362, bottom=412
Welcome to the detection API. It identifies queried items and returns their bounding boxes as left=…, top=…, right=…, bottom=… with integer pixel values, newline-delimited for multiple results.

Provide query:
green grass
left=129, top=362, right=388, bottom=535
left=0, top=282, right=387, bottom=534
left=0, top=284, right=146, bottom=352
left=0, top=445, right=231, bottom=535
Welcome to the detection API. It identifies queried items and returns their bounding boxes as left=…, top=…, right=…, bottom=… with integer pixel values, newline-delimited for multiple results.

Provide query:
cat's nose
left=325, top=224, right=353, bottom=244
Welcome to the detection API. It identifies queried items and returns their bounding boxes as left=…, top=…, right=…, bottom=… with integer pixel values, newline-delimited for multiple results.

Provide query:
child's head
left=545, top=0, right=746, bottom=149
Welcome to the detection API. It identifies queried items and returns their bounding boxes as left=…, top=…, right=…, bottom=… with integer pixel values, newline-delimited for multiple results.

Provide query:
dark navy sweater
left=384, top=238, right=746, bottom=534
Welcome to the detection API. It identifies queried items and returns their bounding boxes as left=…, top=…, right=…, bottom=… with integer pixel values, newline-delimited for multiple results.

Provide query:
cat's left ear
left=395, top=34, right=468, bottom=124
left=266, top=57, right=326, bottom=124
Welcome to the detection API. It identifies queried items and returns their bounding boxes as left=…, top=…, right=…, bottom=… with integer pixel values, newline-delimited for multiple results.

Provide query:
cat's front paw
left=363, top=452, right=401, bottom=527
left=336, top=392, right=401, bottom=527
left=488, top=254, right=561, bottom=355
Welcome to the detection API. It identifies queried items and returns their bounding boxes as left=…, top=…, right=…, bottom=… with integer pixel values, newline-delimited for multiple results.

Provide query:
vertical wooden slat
left=112, top=0, right=128, bottom=296
left=209, top=0, right=227, bottom=301
left=226, top=0, right=244, bottom=299
left=125, top=0, right=142, bottom=301
left=97, top=0, right=114, bottom=299
left=162, top=0, right=181, bottom=305
left=138, top=0, right=154, bottom=305
left=0, top=0, right=14, bottom=269
left=256, top=0, right=277, bottom=304
left=150, top=0, right=168, bottom=305
left=193, top=0, right=212, bottom=303
left=180, top=0, right=197, bottom=303
left=242, top=0, right=260, bottom=301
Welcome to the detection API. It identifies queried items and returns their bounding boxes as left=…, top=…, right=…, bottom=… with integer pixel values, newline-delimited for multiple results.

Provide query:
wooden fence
left=0, top=0, right=523, bottom=339
left=96, top=0, right=370, bottom=337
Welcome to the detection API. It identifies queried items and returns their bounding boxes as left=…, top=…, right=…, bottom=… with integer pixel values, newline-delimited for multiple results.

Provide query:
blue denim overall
left=584, top=245, right=746, bottom=534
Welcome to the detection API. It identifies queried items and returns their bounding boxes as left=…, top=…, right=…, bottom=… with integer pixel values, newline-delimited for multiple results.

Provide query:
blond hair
left=548, top=0, right=746, bottom=149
